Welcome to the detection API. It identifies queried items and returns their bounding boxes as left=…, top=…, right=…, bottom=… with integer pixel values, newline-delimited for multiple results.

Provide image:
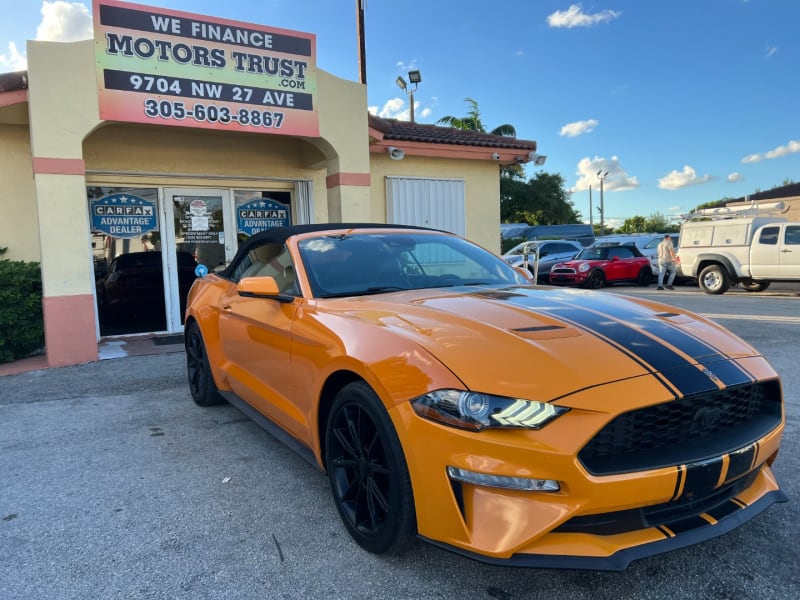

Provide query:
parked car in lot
left=183, top=223, right=785, bottom=570
left=549, top=244, right=653, bottom=288
left=502, top=239, right=583, bottom=283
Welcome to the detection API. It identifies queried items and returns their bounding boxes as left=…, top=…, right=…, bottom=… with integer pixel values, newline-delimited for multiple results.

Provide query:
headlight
left=578, top=263, right=591, bottom=272
left=411, top=390, right=569, bottom=431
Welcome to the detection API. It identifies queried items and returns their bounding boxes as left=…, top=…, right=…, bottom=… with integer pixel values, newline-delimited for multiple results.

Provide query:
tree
left=436, top=97, right=516, bottom=136
left=501, top=172, right=581, bottom=225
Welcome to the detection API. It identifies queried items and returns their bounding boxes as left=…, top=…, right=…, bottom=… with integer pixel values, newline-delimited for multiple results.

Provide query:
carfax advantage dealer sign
left=93, top=0, right=318, bottom=136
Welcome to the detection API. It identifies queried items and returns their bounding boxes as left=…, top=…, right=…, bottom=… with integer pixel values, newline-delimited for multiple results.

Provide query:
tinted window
left=759, top=227, right=779, bottom=245
left=785, top=226, right=800, bottom=246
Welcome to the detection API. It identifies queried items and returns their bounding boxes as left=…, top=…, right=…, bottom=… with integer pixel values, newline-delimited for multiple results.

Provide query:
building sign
left=91, top=193, right=158, bottom=238
left=237, top=198, right=290, bottom=236
left=93, top=0, right=318, bottom=136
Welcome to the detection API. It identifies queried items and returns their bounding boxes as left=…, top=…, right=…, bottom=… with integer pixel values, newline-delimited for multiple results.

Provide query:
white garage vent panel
left=386, top=177, right=465, bottom=236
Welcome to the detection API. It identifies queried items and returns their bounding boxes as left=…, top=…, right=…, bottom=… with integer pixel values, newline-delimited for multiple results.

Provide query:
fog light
left=447, top=466, right=560, bottom=492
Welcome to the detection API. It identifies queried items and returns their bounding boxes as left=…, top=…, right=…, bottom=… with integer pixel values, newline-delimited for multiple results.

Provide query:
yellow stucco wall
left=0, top=125, right=40, bottom=261
left=368, top=153, right=502, bottom=254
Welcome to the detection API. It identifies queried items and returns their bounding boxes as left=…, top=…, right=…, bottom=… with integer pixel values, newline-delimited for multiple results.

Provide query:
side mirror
left=610, top=256, right=620, bottom=262
left=237, top=276, right=294, bottom=303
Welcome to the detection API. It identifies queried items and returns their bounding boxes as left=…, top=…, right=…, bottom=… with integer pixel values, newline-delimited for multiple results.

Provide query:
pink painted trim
left=326, top=172, right=371, bottom=188
left=0, top=89, right=27, bottom=108
left=32, top=157, right=86, bottom=175
left=42, top=294, right=98, bottom=367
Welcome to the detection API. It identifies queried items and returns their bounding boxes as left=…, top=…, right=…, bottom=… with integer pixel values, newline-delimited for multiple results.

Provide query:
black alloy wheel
left=637, top=267, right=652, bottom=286
left=585, top=269, right=605, bottom=289
left=325, top=381, right=417, bottom=555
left=185, top=321, right=224, bottom=406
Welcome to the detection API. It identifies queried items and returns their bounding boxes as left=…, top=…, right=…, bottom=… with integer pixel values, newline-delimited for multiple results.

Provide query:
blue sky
left=2, top=0, right=798, bottom=228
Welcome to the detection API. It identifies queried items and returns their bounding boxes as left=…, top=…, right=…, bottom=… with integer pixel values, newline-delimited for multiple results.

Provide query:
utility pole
left=597, top=171, right=608, bottom=235
left=356, top=0, right=367, bottom=84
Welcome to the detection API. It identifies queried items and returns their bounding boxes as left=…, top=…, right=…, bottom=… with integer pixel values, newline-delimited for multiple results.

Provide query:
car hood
left=324, top=285, right=759, bottom=401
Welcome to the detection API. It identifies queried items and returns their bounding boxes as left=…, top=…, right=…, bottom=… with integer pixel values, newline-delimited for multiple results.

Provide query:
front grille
left=578, top=380, right=782, bottom=475
left=551, top=267, right=576, bottom=274
left=555, top=470, right=758, bottom=536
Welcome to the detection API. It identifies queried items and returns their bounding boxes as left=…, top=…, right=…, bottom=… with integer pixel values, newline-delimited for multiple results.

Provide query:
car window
left=784, top=226, right=800, bottom=245
left=759, top=227, right=780, bottom=246
left=608, top=247, right=633, bottom=259
left=299, top=232, right=525, bottom=298
left=230, top=242, right=298, bottom=295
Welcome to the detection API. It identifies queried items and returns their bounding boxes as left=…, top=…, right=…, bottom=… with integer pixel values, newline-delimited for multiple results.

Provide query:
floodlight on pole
left=395, top=70, right=421, bottom=122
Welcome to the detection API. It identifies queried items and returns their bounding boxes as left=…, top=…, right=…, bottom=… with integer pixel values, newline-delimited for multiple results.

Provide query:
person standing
left=657, top=234, right=677, bottom=290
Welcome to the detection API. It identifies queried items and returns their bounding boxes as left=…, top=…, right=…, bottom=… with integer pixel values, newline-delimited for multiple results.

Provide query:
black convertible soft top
left=218, top=222, right=437, bottom=279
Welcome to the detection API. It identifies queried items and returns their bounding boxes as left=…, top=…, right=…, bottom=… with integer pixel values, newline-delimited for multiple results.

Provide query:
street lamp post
left=596, top=170, right=608, bottom=235
left=395, top=70, right=422, bottom=122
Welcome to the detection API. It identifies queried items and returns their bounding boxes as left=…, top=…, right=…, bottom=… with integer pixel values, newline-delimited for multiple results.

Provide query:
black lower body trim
left=219, top=390, right=322, bottom=471
left=419, top=489, right=787, bottom=571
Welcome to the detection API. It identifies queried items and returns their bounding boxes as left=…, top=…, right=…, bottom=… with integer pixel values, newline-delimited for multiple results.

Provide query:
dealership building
left=0, top=0, right=542, bottom=369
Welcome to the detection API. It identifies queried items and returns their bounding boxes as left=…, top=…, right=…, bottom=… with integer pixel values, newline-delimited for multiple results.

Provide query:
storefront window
left=87, top=186, right=166, bottom=335
left=234, top=190, right=292, bottom=241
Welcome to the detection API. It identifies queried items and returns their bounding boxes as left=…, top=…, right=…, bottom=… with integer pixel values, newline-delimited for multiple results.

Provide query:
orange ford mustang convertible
left=184, top=224, right=786, bottom=570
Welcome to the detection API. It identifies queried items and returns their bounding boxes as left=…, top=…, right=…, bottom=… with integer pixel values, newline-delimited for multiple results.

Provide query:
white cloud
left=765, top=45, right=778, bottom=59
left=0, top=42, right=27, bottom=71
left=658, top=165, right=713, bottom=190
left=571, top=156, right=639, bottom=193
left=741, top=140, right=800, bottom=163
left=1, top=2, right=93, bottom=70
left=727, top=172, right=745, bottom=183
left=559, top=119, right=598, bottom=138
left=547, top=4, right=621, bottom=28
left=36, top=1, right=93, bottom=42
left=369, top=97, right=430, bottom=121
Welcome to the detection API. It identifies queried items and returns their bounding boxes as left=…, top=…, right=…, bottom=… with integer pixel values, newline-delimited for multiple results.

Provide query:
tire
left=698, top=264, right=731, bottom=295
left=584, top=270, right=605, bottom=289
left=740, top=280, right=771, bottom=293
left=636, top=267, right=652, bottom=286
left=185, top=321, right=224, bottom=406
left=325, top=381, right=417, bottom=555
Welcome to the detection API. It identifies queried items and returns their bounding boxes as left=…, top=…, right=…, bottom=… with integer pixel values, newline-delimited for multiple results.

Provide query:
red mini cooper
left=549, top=244, right=653, bottom=289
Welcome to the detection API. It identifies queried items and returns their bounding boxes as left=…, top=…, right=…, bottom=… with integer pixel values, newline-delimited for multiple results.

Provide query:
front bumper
left=391, top=364, right=785, bottom=569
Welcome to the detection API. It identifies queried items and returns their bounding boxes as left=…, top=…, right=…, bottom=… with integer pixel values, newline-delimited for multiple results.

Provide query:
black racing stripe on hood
left=543, top=293, right=754, bottom=388
left=485, top=291, right=722, bottom=397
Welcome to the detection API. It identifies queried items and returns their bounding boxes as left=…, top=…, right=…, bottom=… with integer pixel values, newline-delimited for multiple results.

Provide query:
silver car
left=502, top=239, right=583, bottom=283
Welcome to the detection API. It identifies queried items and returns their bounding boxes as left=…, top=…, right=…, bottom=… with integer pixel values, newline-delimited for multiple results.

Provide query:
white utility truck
left=677, top=202, right=800, bottom=294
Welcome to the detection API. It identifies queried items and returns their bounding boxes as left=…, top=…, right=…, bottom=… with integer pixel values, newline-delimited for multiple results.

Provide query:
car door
left=218, top=242, right=307, bottom=439
left=778, top=224, right=800, bottom=277
left=605, top=247, right=633, bottom=281
left=749, top=226, right=782, bottom=278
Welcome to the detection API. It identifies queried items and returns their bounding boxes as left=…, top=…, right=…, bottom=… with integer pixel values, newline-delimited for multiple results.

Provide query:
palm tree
left=436, top=98, right=516, bottom=137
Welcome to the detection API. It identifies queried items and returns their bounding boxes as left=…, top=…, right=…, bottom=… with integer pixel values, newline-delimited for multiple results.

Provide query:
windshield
left=574, top=247, right=608, bottom=260
left=299, top=232, right=529, bottom=298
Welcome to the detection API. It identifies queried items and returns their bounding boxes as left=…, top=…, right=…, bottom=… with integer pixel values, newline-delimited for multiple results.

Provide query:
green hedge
left=0, top=247, right=44, bottom=363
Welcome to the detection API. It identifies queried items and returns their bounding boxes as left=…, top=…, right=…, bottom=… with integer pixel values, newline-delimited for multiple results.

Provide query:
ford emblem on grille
left=693, top=405, right=722, bottom=430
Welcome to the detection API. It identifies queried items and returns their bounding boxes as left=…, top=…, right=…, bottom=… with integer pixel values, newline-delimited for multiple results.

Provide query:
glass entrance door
left=162, top=188, right=237, bottom=332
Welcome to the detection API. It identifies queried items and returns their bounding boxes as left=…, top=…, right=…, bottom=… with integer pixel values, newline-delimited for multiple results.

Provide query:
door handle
left=781, top=249, right=792, bottom=253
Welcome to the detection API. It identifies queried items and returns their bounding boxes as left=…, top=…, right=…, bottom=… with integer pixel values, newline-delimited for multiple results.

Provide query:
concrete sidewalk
left=0, top=334, right=185, bottom=377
